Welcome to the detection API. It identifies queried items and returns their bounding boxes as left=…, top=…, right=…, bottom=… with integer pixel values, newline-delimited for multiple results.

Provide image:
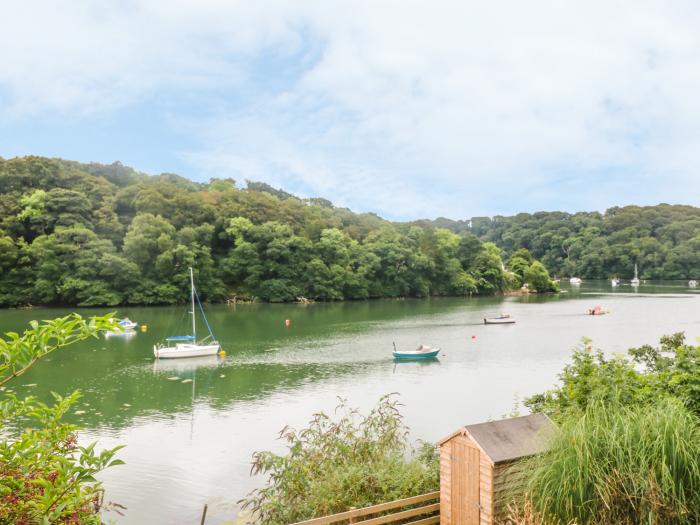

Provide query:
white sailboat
left=153, top=268, right=222, bottom=359
left=630, top=264, right=640, bottom=286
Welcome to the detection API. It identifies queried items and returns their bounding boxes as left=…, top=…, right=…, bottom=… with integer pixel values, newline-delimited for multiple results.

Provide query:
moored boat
left=689, top=279, right=698, bottom=288
left=104, top=317, right=138, bottom=336
left=569, top=277, right=582, bottom=285
left=153, top=268, right=223, bottom=359
left=611, top=277, right=620, bottom=287
left=392, top=343, right=440, bottom=359
left=630, top=263, right=640, bottom=286
left=118, top=317, right=138, bottom=330
left=588, top=305, right=609, bottom=315
left=484, top=314, right=515, bottom=324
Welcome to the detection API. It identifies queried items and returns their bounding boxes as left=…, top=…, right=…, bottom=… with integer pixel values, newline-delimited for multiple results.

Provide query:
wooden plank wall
left=442, top=435, right=482, bottom=525
left=492, top=461, right=528, bottom=522
left=464, top=443, right=480, bottom=525
left=478, top=452, right=493, bottom=525
left=451, top=440, right=467, bottom=525
left=440, top=434, right=534, bottom=525
left=440, top=440, right=452, bottom=525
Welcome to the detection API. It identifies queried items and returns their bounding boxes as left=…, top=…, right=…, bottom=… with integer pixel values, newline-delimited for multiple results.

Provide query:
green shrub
left=0, top=314, right=124, bottom=524
left=239, top=395, right=439, bottom=525
left=525, top=333, right=700, bottom=421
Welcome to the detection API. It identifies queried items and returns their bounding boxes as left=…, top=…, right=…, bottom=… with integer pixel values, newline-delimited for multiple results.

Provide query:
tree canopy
left=429, top=206, right=700, bottom=280
left=0, top=156, right=554, bottom=306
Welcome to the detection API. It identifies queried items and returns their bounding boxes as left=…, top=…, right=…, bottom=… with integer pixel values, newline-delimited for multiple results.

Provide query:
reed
left=526, top=398, right=700, bottom=524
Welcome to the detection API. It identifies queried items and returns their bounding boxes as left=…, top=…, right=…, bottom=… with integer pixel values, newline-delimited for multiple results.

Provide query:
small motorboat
left=611, top=278, right=620, bottom=287
left=689, top=280, right=698, bottom=288
left=569, top=277, right=582, bottom=285
left=588, top=305, right=609, bottom=315
left=104, top=317, right=138, bottom=336
left=484, top=314, right=515, bottom=325
left=392, top=343, right=440, bottom=359
left=118, top=318, right=138, bottom=330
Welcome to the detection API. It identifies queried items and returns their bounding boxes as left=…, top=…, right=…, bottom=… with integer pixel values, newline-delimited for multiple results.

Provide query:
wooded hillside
left=1, top=156, right=551, bottom=306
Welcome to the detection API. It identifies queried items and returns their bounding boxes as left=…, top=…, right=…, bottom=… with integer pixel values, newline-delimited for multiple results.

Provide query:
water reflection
left=151, top=355, right=224, bottom=375
left=392, top=357, right=440, bottom=373
left=104, top=330, right=138, bottom=340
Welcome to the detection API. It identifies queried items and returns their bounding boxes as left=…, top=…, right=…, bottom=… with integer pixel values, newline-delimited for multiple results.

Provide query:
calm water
left=2, top=281, right=699, bottom=524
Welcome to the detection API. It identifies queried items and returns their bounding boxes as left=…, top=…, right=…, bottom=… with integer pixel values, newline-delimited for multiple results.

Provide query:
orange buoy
left=285, top=319, right=291, bottom=327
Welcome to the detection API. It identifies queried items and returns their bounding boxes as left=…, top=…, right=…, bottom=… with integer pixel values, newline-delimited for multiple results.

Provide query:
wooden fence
left=288, top=491, right=440, bottom=525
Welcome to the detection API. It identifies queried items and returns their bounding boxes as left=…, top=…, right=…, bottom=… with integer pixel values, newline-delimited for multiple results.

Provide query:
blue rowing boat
left=392, top=343, right=440, bottom=359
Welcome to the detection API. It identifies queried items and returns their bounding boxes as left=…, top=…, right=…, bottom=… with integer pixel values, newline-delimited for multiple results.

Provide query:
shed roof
left=463, top=413, right=556, bottom=464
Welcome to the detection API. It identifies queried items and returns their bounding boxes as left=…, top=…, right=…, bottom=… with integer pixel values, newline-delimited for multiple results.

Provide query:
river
left=2, top=281, right=699, bottom=524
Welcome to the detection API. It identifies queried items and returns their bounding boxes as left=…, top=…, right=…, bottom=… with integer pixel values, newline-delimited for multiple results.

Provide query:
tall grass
left=527, top=399, right=700, bottom=525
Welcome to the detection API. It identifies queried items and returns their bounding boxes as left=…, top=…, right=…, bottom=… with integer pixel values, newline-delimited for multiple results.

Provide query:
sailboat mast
left=189, top=267, right=196, bottom=340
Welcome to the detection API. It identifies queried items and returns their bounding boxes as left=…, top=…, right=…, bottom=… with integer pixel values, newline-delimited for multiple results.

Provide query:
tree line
left=427, top=205, right=700, bottom=280
left=0, top=156, right=557, bottom=306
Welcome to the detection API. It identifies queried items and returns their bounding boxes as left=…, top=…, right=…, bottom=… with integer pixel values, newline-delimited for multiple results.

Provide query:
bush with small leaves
left=239, top=394, right=439, bottom=525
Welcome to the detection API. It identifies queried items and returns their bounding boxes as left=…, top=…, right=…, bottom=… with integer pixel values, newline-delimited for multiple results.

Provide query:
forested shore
left=428, top=204, right=700, bottom=280
left=2, top=156, right=698, bottom=307
left=0, top=156, right=557, bottom=306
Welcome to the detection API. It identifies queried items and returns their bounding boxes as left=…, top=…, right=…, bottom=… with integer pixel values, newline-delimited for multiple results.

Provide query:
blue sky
left=2, top=1, right=700, bottom=220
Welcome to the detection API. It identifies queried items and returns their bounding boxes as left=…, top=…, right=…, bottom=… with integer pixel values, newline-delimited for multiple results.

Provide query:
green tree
left=28, top=227, right=125, bottom=305
left=523, top=261, right=558, bottom=292
left=471, top=242, right=506, bottom=293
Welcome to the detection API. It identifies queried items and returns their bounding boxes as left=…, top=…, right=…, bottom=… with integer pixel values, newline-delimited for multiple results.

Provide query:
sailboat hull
left=154, top=342, right=221, bottom=359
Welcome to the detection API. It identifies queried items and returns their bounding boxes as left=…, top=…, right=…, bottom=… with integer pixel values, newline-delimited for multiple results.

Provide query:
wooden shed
left=438, top=413, right=556, bottom=525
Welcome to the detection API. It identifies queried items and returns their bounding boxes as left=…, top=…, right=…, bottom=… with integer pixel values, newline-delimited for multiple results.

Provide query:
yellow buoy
left=218, top=350, right=226, bottom=357
left=140, top=324, right=148, bottom=332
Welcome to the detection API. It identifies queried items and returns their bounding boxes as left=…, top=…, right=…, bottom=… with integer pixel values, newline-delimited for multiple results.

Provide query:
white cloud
left=3, top=1, right=700, bottom=218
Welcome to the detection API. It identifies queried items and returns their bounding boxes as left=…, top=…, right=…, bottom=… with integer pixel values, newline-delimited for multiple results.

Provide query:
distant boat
left=689, top=280, right=698, bottom=288
left=153, top=268, right=222, bottom=359
left=588, top=305, right=609, bottom=315
left=569, top=277, right=582, bottom=285
left=392, top=343, right=440, bottom=359
left=104, top=317, right=138, bottom=336
left=631, top=264, right=640, bottom=286
left=118, top=318, right=137, bottom=330
left=611, top=278, right=620, bottom=287
left=484, top=314, right=516, bottom=325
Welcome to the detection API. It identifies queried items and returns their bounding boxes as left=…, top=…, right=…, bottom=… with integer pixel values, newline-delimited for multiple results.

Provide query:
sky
left=2, top=1, right=700, bottom=220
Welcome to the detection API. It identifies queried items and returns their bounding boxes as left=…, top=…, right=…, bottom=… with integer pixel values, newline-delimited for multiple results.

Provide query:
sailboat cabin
left=438, top=413, right=556, bottom=525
